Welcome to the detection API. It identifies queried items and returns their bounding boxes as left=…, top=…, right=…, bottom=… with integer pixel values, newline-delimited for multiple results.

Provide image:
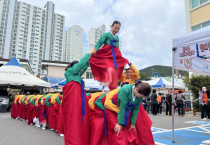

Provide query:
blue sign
left=154, top=72, right=158, bottom=77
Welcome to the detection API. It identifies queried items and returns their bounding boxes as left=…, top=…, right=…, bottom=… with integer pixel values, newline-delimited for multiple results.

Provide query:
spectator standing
left=199, top=87, right=210, bottom=120
left=151, top=89, right=158, bottom=115
left=165, top=93, right=172, bottom=115
left=146, top=96, right=151, bottom=114
left=157, top=93, right=162, bottom=114
left=175, top=91, right=185, bottom=116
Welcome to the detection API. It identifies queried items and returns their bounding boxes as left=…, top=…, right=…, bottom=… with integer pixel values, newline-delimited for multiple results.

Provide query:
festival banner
left=176, top=43, right=197, bottom=59
left=174, top=49, right=210, bottom=76
left=197, top=37, right=210, bottom=58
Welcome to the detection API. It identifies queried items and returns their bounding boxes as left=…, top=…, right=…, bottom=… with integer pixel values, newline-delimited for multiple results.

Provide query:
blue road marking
left=153, top=129, right=210, bottom=145
left=153, top=121, right=210, bottom=145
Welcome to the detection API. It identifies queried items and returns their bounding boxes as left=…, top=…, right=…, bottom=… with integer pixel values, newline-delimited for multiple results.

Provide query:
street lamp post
left=151, top=67, right=155, bottom=77
left=172, top=47, right=177, bottom=143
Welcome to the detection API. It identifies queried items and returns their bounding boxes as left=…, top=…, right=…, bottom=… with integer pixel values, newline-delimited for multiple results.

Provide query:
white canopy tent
left=172, top=26, right=210, bottom=75
left=171, top=26, right=210, bottom=143
left=0, top=57, right=50, bottom=88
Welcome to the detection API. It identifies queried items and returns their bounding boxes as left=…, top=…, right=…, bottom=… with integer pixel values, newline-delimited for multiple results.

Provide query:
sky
left=21, top=0, right=186, bottom=70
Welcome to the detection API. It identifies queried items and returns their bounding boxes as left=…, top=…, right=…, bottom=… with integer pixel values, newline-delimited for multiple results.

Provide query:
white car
left=0, top=96, right=9, bottom=112
left=0, top=89, right=9, bottom=112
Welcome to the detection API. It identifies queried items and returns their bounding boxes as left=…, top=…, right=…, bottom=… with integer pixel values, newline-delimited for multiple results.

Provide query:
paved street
left=0, top=112, right=210, bottom=145
left=0, top=112, right=64, bottom=145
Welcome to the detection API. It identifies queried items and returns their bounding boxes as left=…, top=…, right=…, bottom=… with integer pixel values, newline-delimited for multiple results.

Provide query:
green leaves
left=184, top=75, right=210, bottom=111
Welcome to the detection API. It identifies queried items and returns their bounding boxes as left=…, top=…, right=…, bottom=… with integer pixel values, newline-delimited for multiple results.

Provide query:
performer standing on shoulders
left=89, top=20, right=128, bottom=91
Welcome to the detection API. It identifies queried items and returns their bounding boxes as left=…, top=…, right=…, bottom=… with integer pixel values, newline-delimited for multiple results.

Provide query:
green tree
left=184, top=75, right=210, bottom=111
left=183, top=76, right=190, bottom=88
left=140, top=72, right=151, bottom=81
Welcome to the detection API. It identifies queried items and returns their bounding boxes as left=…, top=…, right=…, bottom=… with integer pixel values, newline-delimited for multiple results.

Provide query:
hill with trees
left=139, top=65, right=188, bottom=79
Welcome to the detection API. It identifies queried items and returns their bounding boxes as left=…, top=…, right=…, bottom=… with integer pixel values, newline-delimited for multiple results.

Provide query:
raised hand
left=88, top=48, right=97, bottom=55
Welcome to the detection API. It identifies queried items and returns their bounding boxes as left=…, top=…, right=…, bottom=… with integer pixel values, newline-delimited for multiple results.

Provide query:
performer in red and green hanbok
left=55, top=95, right=64, bottom=136
left=89, top=21, right=128, bottom=90
left=11, top=95, right=22, bottom=119
left=62, top=48, right=96, bottom=145
left=88, top=92, right=109, bottom=145
left=103, top=80, right=155, bottom=145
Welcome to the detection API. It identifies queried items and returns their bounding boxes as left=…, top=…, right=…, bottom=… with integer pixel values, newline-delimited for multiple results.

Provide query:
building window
left=202, top=20, right=210, bottom=27
left=192, top=20, right=210, bottom=31
left=86, top=72, right=93, bottom=79
left=200, top=0, right=208, bottom=4
left=191, top=0, right=209, bottom=9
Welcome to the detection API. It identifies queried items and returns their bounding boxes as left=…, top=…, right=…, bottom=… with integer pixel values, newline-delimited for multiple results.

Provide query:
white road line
left=185, top=121, right=210, bottom=125
left=184, top=128, right=210, bottom=134
left=152, top=130, right=172, bottom=134
left=152, top=125, right=210, bottom=134
left=198, top=126, right=210, bottom=133
left=155, top=142, right=167, bottom=145
left=173, top=125, right=209, bottom=131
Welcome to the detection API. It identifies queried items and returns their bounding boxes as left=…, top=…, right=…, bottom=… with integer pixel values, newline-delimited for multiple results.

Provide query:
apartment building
left=0, top=0, right=65, bottom=75
left=62, top=25, right=84, bottom=62
left=185, top=0, right=210, bottom=32
left=88, top=24, right=106, bottom=50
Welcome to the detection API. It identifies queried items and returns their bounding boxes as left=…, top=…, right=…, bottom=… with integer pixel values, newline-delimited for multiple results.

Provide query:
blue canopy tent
left=151, top=78, right=165, bottom=88
left=43, top=76, right=65, bottom=88
left=145, top=78, right=184, bottom=89
left=59, top=79, right=66, bottom=86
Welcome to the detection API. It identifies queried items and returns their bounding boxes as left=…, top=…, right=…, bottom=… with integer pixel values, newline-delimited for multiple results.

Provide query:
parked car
left=0, top=88, right=9, bottom=112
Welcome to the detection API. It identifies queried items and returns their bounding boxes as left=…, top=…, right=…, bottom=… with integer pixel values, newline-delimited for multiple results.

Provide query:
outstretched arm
left=94, top=33, right=107, bottom=51
left=65, top=48, right=96, bottom=75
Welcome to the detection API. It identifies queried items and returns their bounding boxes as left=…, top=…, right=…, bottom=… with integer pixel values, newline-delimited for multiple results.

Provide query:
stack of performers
left=62, top=20, right=155, bottom=145
left=11, top=20, right=154, bottom=145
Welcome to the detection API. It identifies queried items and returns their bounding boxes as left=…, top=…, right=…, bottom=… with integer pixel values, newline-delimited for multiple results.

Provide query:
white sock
left=42, top=123, right=46, bottom=129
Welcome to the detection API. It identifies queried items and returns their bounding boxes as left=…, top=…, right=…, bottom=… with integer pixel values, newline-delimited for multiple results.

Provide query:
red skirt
left=62, top=81, right=90, bottom=145
left=136, top=104, right=155, bottom=145
left=32, top=106, right=37, bottom=120
left=36, top=103, right=42, bottom=119
left=38, top=104, right=46, bottom=122
left=105, top=104, right=154, bottom=145
left=27, top=104, right=35, bottom=125
left=19, top=103, right=24, bottom=119
left=105, top=109, right=139, bottom=145
left=25, top=105, right=30, bottom=121
left=89, top=44, right=128, bottom=90
left=47, top=105, right=54, bottom=129
left=90, top=97, right=109, bottom=145
left=56, top=104, right=64, bottom=134
left=52, top=103, right=59, bottom=130
left=45, top=106, right=51, bottom=127
left=11, top=102, right=17, bottom=118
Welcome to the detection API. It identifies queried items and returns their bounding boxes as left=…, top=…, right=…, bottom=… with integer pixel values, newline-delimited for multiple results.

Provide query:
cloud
left=21, top=0, right=186, bottom=69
